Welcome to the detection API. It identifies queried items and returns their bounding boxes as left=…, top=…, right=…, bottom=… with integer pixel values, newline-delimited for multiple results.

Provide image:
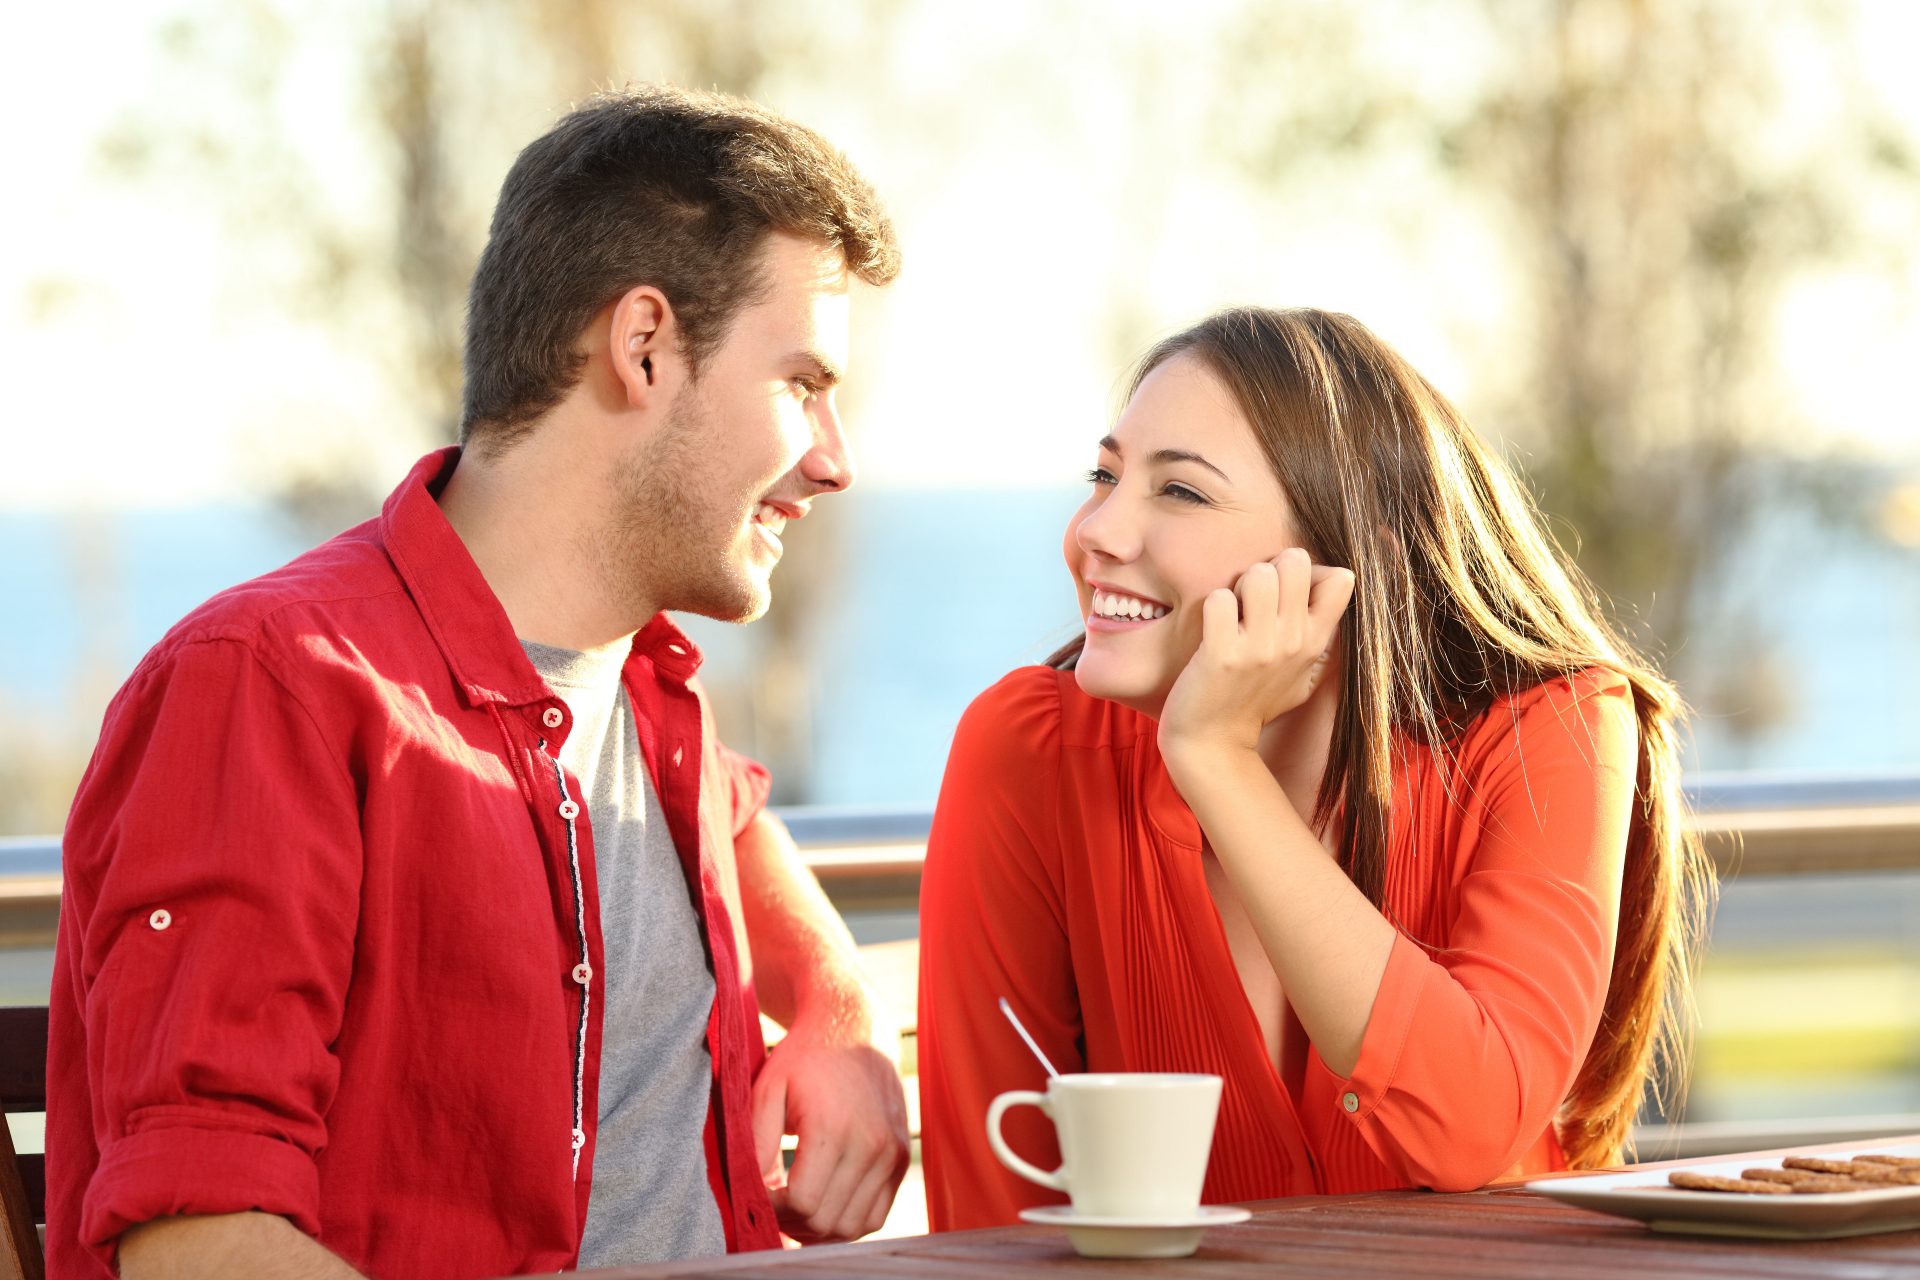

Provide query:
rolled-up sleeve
left=717, top=743, right=772, bottom=840
left=1307, top=672, right=1637, bottom=1190
left=65, top=636, right=362, bottom=1265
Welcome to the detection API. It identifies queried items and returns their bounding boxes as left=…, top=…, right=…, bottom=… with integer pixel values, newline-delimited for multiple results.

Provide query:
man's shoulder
left=140, top=516, right=415, bottom=679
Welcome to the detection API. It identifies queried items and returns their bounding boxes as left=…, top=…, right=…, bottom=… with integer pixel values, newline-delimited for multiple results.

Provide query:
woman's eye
left=1084, top=466, right=1116, bottom=486
left=1162, top=483, right=1208, bottom=505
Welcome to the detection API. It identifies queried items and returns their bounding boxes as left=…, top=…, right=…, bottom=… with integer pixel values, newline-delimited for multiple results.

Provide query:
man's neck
left=437, top=440, right=656, bottom=650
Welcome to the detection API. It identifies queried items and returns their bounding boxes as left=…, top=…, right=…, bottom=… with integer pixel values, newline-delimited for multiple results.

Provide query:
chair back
left=0, top=1005, right=47, bottom=1280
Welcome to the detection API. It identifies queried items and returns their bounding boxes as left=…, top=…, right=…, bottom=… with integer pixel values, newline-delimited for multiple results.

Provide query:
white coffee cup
left=986, top=1072, right=1223, bottom=1218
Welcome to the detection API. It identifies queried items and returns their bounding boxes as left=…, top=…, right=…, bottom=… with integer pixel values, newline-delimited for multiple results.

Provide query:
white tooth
left=1092, top=590, right=1107, bottom=616
left=1153, top=604, right=1167, bottom=619
left=1128, top=597, right=1143, bottom=618
left=1101, top=594, right=1119, bottom=618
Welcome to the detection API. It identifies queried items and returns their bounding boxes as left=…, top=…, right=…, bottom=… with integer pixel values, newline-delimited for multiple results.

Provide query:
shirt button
left=148, top=908, right=172, bottom=931
left=571, top=1128, right=587, bottom=1151
left=571, top=963, right=592, bottom=985
left=671, top=746, right=684, bottom=768
left=541, top=706, right=564, bottom=729
left=667, top=643, right=686, bottom=656
left=558, top=798, right=580, bottom=820
left=1342, top=1092, right=1360, bottom=1114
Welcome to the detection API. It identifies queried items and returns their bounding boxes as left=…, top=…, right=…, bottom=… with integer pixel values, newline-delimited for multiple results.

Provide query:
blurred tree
left=1210, top=0, right=1917, bottom=746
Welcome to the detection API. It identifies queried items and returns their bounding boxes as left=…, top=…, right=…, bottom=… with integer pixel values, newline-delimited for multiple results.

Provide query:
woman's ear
left=607, top=285, right=676, bottom=408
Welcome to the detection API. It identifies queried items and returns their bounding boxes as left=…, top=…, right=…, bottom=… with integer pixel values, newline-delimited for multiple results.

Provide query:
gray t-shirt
left=522, top=638, right=727, bottom=1263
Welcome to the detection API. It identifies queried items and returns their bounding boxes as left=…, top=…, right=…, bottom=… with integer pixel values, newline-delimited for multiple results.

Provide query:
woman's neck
left=1254, top=674, right=1341, bottom=833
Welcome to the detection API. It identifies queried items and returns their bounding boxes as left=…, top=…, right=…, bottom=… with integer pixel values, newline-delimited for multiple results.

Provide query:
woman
left=916, top=307, right=1715, bottom=1229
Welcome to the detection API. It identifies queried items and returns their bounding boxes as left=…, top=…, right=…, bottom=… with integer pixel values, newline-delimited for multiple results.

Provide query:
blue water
left=4, top=490, right=1919, bottom=812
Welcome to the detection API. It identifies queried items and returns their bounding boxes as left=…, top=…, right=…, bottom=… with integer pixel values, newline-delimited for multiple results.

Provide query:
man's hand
left=752, top=1009, right=911, bottom=1243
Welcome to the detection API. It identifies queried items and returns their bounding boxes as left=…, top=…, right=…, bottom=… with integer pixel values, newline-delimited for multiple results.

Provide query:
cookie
left=1784, top=1174, right=1881, bottom=1194
left=1837, top=1162, right=1920, bottom=1185
left=1668, top=1171, right=1792, bottom=1195
left=1740, top=1167, right=1815, bottom=1185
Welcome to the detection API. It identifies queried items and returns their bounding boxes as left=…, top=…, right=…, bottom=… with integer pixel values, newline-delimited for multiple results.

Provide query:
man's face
left=602, top=233, right=854, bottom=624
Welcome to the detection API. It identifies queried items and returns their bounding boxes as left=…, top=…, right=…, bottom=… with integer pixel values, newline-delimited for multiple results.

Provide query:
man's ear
left=608, top=285, right=676, bottom=409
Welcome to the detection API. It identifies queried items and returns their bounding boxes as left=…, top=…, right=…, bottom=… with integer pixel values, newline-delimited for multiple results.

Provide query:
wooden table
left=531, top=1138, right=1920, bottom=1279
left=549, top=1185, right=1920, bottom=1278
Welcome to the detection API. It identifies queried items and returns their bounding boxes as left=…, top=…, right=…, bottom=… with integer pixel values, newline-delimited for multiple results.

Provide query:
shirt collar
left=380, top=446, right=556, bottom=709
left=630, top=613, right=704, bottom=686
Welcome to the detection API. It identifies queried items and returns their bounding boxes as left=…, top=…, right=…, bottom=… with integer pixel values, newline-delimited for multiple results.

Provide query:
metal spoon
left=998, top=996, right=1061, bottom=1079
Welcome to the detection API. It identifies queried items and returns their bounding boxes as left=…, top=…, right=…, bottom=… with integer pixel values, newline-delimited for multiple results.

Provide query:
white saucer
left=1018, top=1204, right=1252, bottom=1258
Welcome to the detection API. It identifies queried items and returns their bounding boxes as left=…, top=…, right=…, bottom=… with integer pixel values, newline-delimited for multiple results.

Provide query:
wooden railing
left=791, top=773, right=1920, bottom=915
left=6, top=773, right=1920, bottom=942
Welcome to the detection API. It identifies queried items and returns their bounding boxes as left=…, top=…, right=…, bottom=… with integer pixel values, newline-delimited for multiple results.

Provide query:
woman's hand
left=1157, top=547, right=1355, bottom=765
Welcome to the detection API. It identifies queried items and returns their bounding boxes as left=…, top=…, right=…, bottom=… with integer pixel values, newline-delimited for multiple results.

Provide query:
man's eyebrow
left=1096, top=435, right=1232, bottom=483
left=790, top=349, right=843, bottom=386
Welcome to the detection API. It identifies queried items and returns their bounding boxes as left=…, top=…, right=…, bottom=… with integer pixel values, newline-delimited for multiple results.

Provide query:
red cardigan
left=917, top=664, right=1636, bottom=1229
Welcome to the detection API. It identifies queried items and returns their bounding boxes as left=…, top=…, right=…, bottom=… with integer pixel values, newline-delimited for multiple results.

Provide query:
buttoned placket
left=532, top=708, right=595, bottom=1183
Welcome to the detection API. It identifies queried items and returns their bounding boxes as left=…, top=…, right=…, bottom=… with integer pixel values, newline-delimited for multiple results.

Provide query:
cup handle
left=986, top=1089, right=1068, bottom=1192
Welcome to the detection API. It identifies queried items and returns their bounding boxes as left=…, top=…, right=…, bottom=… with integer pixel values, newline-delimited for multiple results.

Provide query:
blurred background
left=5, top=0, right=1920, bottom=1180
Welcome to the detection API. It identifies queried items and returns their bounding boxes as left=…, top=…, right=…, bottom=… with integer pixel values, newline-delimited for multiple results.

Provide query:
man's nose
left=801, top=398, right=855, bottom=493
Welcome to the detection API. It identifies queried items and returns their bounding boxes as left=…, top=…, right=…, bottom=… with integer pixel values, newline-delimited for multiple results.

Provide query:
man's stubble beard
left=598, top=392, right=769, bottom=627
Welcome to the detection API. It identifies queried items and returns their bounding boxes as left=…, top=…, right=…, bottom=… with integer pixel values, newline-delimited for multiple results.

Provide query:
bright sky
left=3, top=0, right=1917, bottom=511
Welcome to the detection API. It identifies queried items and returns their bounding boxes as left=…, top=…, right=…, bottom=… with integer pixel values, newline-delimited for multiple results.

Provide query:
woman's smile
left=1087, top=584, right=1171, bottom=629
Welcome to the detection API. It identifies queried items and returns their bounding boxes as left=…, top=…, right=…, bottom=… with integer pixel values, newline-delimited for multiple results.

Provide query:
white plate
left=1526, top=1141, right=1920, bottom=1239
left=1018, top=1204, right=1252, bottom=1258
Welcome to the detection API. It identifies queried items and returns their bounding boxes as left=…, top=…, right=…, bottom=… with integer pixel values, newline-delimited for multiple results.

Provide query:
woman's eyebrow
left=1098, top=435, right=1232, bottom=483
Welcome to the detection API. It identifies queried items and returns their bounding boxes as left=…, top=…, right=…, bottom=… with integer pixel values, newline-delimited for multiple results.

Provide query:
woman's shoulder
left=951, top=663, right=1153, bottom=769
left=1499, top=665, right=1632, bottom=714
left=1456, top=666, right=1637, bottom=768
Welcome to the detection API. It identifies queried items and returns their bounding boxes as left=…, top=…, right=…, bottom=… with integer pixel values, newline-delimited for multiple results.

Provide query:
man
left=46, top=85, right=907, bottom=1279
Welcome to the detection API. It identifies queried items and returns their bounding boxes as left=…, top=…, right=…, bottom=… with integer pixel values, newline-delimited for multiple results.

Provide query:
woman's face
left=1064, top=352, right=1305, bottom=719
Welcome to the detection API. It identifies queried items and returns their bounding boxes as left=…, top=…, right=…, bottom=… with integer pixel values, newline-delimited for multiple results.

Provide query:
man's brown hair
left=461, top=84, right=900, bottom=453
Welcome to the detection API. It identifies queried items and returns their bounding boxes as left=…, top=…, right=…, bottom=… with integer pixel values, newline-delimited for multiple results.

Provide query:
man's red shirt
left=46, top=448, right=783, bottom=1277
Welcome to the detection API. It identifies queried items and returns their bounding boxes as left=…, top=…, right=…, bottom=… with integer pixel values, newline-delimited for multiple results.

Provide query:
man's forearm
left=736, top=810, right=910, bottom=1241
left=734, top=811, right=875, bottom=1033
left=119, top=1212, right=365, bottom=1280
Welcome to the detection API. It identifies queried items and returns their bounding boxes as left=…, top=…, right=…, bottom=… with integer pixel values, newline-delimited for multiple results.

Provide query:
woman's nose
left=1073, top=491, right=1138, bottom=562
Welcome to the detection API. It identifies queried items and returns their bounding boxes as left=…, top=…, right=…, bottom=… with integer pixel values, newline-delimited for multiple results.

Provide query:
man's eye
left=792, top=378, right=820, bottom=401
left=1083, top=466, right=1116, bottom=486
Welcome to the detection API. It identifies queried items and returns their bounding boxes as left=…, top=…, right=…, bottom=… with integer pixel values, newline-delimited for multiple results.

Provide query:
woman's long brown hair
left=1051, top=307, right=1716, bottom=1167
